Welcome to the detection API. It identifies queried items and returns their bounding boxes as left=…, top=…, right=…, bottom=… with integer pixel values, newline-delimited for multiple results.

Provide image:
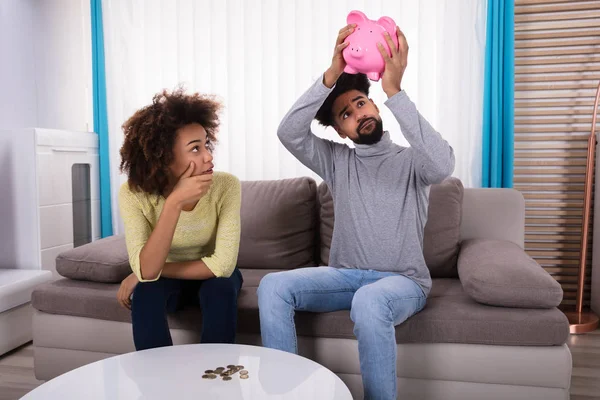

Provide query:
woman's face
left=169, top=123, right=214, bottom=181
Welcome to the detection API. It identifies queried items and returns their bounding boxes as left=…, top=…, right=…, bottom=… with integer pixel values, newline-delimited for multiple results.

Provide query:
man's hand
left=117, top=273, right=139, bottom=309
left=323, top=24, right=355, bottom=88
left=377, top=26, right=408, bottom=98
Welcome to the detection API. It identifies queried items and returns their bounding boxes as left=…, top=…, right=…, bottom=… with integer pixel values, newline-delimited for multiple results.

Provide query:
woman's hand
left=168, top=162, right=213, bottom=210
left=117, top=273, right=139, bottom=309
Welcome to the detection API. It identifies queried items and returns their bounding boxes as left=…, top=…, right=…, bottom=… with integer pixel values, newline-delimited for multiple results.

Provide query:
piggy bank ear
left=377, top=16, right=396, bottom=36
left=347, top=10, right=368, bottom=25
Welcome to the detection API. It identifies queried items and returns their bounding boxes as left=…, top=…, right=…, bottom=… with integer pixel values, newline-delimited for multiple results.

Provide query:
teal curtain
left=482, top=0, right=514, bottom=188
left=91, top=0, right=113, bottom=236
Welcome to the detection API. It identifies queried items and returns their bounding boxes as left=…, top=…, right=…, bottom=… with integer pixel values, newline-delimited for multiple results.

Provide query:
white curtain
left=103, top=0, right=487, bottom=233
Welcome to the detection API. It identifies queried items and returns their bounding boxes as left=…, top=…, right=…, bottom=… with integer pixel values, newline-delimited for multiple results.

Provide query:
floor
left=0, top=345, right=40, bottom=400
left=568, top=328, right=600, bottom=399
left=0, top=331, right=599, bottom=400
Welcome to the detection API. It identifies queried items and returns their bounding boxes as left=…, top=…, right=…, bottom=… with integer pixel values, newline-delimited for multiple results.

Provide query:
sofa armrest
left=458, top=239, right=563, bottom=308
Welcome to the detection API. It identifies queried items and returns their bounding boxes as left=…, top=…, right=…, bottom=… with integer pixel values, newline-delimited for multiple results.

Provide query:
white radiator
left=0, top=128, right=100, bottom=277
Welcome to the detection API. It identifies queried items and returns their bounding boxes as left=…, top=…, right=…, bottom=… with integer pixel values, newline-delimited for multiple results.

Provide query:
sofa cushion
left=55, top=235, right=131, bottom=283
left=317, top=182, right=334, bottom=266
left=317, top=177, right=464, bottom=277
left=238, top=178, right=319, bottom=270
left=458, top=239, right=564, bottom=309
left=423, top=178, right=464, bottom=278
left=31, top=272, right=569, bottom=346
left=56, top=177, right=319, bottom=284
left=29, top=270, right=271, bottom=333
left=234, top=269, right=281, bottom=287
left=288, top=279, right=568, bottom=346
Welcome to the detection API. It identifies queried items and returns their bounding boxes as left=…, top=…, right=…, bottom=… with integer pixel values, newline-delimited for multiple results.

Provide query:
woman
left=116, top=88, right=243, bottom=351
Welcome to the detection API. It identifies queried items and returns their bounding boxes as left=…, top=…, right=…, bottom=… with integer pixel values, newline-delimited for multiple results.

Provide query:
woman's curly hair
left=119, top=88, right=222, bottom=196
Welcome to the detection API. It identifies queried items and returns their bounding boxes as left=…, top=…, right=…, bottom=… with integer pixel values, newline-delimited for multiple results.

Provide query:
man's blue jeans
left=257, top=267, right=426, bottom=400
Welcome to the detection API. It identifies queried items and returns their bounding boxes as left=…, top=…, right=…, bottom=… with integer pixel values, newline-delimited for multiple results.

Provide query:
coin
left=207, top=374, right=217, bottom=379
left=222, top=376, right=232, bottom=381
left=237, top=365, right=244, bottom=369
left=240, top=375, right=249, bottom=380
left=204, top=370, right=214, bottom=374
left=215, top=367, right=225, bottom=373
left=227, top=365, right=236, bottom=369
left=240, top=370, right=248, bottom=375
left=202, top=374, right=211, bottom=379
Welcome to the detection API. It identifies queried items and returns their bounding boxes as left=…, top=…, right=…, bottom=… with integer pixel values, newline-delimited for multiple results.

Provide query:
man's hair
left=315, top=73, right=371, bottom=127
left=119, top=87, right=222, bottom=196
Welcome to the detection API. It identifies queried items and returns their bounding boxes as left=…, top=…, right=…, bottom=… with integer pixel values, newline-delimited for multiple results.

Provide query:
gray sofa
left=31, top=177, right=572, bottom=400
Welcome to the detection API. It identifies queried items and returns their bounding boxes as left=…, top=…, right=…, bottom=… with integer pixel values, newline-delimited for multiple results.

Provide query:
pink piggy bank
left=342, top=10, right=399, bottom=81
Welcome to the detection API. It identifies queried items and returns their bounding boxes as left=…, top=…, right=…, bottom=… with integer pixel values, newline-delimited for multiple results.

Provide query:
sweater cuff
left=202, top=257, right=233, bottom=278
left=383, top=89, right=409, bottom=109
left=316, top=74, right=336, bottom=94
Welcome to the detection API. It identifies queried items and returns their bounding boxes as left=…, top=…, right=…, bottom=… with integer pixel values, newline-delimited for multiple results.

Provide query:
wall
left=0, top=0, right=92, bottom=132
left=0, top=0, right=38, bottom=129
left=514, top=0, right=600, bottom=307
left=33, top=0, right=93, bottom=132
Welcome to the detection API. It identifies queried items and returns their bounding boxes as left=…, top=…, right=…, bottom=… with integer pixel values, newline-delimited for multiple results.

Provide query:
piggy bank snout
left=346, top=43, right=364, bottom=58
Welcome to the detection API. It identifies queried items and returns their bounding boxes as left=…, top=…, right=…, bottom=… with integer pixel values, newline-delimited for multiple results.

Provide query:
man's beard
left=353, top=117, right=384, bottom=145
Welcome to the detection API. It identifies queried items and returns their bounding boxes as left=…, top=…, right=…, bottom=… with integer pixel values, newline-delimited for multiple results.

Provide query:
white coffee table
left=22, top=344, right=353, bottom=399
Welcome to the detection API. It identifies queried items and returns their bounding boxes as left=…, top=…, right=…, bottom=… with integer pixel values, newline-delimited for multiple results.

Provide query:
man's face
left=332, top=89, right=383, bottom=145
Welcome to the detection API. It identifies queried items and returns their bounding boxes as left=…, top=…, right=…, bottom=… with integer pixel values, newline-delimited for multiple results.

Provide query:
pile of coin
left=202, top=365, right=249, bottom=381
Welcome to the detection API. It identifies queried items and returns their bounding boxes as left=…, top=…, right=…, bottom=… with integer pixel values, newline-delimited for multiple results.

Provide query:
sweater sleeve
left=118, top=183, right=160, bottom=282
left=384, top=90, right=455, bottom=185
left=277, top=75, right=344, bottom=183
left=201, top=175, right=242, bottom=278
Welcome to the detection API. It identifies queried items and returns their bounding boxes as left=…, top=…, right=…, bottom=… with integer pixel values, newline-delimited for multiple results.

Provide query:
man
left=257, top=23, right=455, bottom=400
